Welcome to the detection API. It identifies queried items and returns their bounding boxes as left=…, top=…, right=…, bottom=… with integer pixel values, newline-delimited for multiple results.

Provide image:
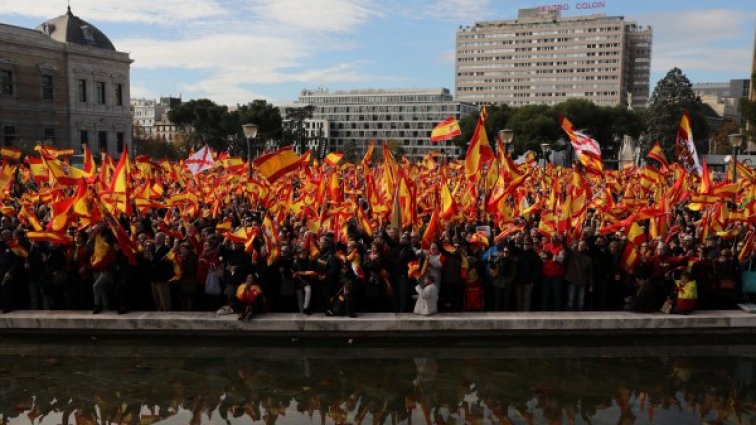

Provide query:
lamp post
left=242, top=123, right=259, bottom=178
left=540, top=143, right=551, bottom=167
left=728, top=133, right=745, bottom=183
left=498, top=128, right=514, bottom=156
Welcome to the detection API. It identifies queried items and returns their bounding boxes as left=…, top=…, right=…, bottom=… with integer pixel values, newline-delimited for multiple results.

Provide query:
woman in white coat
left=414, top=274, right=439, bottom=316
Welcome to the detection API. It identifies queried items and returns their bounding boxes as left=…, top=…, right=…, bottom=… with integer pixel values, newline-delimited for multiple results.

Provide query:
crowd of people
left=0, top=191, right=753, bottom=318
left=0, top=140, right=754, bottom=318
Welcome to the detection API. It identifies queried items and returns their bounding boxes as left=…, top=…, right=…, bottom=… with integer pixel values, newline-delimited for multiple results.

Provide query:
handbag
left=204, top=267, right=222, bottom=296
left=743, top=258, right=756, bottom=295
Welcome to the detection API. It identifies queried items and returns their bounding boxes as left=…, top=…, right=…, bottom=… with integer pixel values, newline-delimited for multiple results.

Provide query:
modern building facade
left=694, top=79, right=751, bottom=126
left=281, top=88, right=477, bottom=160
left=0, top=7, right=132, bottom=155
left=455, top=8, right=652, bottom=109
left=131, top=96, right=181, bottom=142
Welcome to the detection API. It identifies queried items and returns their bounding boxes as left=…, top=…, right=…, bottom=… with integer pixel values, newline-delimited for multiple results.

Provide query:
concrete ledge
left=0, top=310, right=754, bottom=336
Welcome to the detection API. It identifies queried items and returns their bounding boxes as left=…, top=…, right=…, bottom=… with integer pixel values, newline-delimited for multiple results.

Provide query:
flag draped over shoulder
left=186, top=145, right=215, bottom=175
left=430, top=116, right=461, bottom=142
left=675, top=111, right=702, bottom=175
left=253, top=147, right=301, bottom=183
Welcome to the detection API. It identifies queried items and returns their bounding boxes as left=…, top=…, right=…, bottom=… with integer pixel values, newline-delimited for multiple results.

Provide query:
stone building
left=0, top=7, right=132, bottom=155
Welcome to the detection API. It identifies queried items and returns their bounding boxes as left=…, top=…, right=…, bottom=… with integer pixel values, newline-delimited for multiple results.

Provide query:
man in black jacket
left=384, top=229, right=417, bottom=313
left=514, top=237, right=542, bottom=311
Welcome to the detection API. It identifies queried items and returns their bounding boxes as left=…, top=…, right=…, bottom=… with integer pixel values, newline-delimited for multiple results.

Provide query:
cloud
left=398, top=0, right=493, bottom=23
left=641, top=9, right=756, bottom=78
left=2, top=0, right=228, bottom=24
left=653, top=47, right=752, bottom=75
left=642, top=9, right=755, bottom=47
left=247, top=0, right=378, bottom=33
left=120, top=33, right=382, bottom=105
left=129, top=85, right=153, bottom=99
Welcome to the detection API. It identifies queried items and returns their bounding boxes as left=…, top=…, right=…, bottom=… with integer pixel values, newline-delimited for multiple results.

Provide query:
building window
left=80, top=130, right=89, bottom=146
left=98, top=131, right=107, bottom=152
left=96, top=82, right=106, bottom=104
left=116, top=132, right=124, bottom=152
left=44, top=128, right=55, bottom=144
left=78, top=79, right=87, bottom=102
left=115, top=84, right=123, bottom=106
left=3, top=126, right=16, bottom=146
left=41, top=75, right=54, bottom=100
left=0, top=70, right=13, bottom=95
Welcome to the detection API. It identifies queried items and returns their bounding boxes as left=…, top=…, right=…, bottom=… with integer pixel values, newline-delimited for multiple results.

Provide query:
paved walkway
left=0, top=310, right=754, bottom=336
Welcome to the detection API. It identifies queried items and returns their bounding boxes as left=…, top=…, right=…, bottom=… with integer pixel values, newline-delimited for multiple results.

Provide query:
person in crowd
left=235, top=273, right=264, bottom=320
left=540, top=235, right=566, bottom=311
left=623, top=273, right=657, bottom=313
left=489, top=244, right=517, bottom=311
left=414, top=274, right=439, bottom=316
left=671, top=271, right=697, bottom=315
left=514, top=237, right=541, bottom=311
left=564, top=240, right=594, bottom=311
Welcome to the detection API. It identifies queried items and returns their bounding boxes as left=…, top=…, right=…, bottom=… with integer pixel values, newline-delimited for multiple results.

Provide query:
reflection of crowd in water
left=0, top=353, right=754, bottom=425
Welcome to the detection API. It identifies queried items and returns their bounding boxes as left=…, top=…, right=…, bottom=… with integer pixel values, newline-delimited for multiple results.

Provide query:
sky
left=1, top=0, right=754, bottom=106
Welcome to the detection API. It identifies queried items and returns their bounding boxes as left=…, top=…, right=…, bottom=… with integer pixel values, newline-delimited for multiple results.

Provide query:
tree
left=644, top=67, right=710, bottom=159
left=168, top=99, right=230, bottom=152
left=506, top=105, right=560, bottom=155
left=458, top=104, right=515, bottom=154
left=385, top=139, right=406, bottom=159
left=281, top=105, right=315, bottom=153
left=708, top=120, right=740, bottom=155
left=133, top=135, right=180, bottom=160
left=230, top=100, right=284, bottom=157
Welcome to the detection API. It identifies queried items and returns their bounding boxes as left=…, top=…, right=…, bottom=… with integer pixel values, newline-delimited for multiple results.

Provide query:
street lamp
left=728, top=133, right=745, bottom=183
left=540, top=143, right=551, bottom=166
left=498, top=129, right=514, bottom=156
left=242, top=123, right=259, bottom=177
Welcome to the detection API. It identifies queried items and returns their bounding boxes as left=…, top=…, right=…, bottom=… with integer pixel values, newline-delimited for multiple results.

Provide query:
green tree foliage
left=168, top=99, right=283, bottom=157
left=167, top=98, right=230, bottom=152
left=281, top=105, right=315, bottom=152
left=133, top=135, right=180, bottom=160
left=457, top=100, right=643, bottom=159
left=740, top=97, right=756, bottom=143
left=644, top=67, right=710, bottom=159
left=230, top=100, right=284, bottom=156
left=506, top=105, right=560, bottom=155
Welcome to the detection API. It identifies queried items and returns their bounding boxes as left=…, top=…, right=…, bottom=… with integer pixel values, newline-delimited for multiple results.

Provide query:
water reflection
left=0, top=339, right=754, bottom=425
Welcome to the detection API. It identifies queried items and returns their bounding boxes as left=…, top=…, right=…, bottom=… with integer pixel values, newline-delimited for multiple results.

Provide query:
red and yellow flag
left=253, top=147, right=301, bottom=183
left=430, top=116, right=461, bottom=142
left=647, top=142, right=668, bottom=171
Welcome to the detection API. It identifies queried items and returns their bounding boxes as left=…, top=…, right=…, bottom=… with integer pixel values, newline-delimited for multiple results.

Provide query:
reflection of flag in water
left=675, top=111, right=702, bottom=175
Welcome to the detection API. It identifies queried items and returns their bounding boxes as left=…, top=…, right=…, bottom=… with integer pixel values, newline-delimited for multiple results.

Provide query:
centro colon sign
left=538, top=1, right=606, bottom=12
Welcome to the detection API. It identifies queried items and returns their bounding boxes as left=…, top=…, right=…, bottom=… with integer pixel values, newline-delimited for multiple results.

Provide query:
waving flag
left=647, top=141, right=668, bottom=171
left=559, top=115, right=603, bottom=175
left=253, top=146, right=301, bottom=183
left=430, top=116, right=461, bottom=142
left=675, top=111, right=702, bottom=175
left=186, top=145, right=215, bottom=175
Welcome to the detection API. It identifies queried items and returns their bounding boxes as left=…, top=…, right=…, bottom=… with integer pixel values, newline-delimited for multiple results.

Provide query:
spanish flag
left=324, top=152, right=344, bottom=167
left=647, top=142, right=668, bottom=171
left=464, top=114, right=489, bottom=179
left=430, top=116, right=461, bottom=142
left=0, top=147, right=22, bottom=161
left=253, top=146, right=301, bottom=183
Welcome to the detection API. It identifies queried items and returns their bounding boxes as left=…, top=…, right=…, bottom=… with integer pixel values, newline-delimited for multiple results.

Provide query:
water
left=0, top=336, right=754, bottom=425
